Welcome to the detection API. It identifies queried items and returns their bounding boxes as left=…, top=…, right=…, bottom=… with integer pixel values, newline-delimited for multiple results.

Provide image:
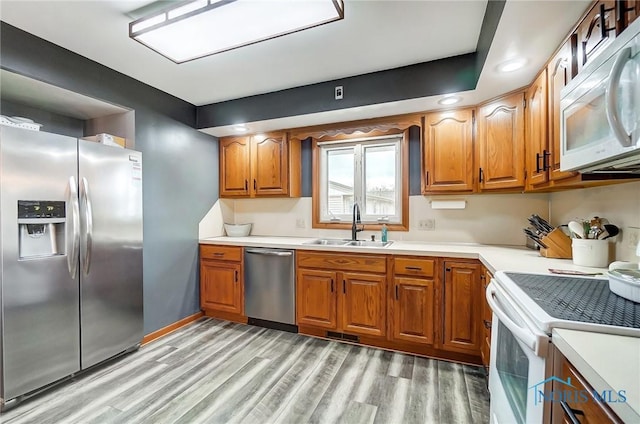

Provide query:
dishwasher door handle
left=245, top=249, right=293, bottom=257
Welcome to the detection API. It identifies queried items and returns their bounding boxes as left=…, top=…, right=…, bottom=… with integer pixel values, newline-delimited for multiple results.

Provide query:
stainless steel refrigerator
left=0, top=126, right=143, bottom=410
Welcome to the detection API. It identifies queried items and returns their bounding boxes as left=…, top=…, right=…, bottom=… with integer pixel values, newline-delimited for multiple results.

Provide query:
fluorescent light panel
left=130, top=0, right=345, bottom=63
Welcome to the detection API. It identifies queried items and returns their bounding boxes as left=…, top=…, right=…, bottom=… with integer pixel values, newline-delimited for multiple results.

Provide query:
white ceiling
left=0, top=0, right=591, bottom=136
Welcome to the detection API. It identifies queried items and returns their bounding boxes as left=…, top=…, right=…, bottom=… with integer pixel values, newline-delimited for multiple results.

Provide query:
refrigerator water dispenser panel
left=18, top=200, right=66, bottom=259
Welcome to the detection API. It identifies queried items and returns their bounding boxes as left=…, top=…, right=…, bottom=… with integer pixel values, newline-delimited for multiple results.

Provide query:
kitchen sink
left=302, top=238, right=351, bottom=246
left=345, top=240, right=393, bottom=248
left=302, top=238, right=393, bottom=248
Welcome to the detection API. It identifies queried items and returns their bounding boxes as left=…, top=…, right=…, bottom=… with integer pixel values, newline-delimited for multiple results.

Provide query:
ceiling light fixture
left=129, top=0, right=345, bottom=63
left=496, top=58, right=527, bottom=73
left=233, top=125, right=248, bottom=133
left=438, top=96, right=461, bottom=106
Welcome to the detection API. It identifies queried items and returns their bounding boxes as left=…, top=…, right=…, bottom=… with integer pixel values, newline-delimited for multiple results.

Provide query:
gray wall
left=0, top=22, right=218, bottom=334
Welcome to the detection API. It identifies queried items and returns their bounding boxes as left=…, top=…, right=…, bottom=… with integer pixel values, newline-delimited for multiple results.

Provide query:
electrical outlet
left=627, top=227, right=640, bottom=249
left=296, top=218, right=306, bottom=229
left=418, top=219, right=435, bottom=231
left=335, top=86, right=343, bottom=100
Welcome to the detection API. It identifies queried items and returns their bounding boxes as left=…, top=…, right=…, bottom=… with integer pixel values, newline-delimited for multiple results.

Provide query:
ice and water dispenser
left=18, top=200, right=66, bottom=259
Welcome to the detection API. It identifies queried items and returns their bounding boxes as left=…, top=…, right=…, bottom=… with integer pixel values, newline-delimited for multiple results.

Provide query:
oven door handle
left=486, top=283, right=548, bottom=356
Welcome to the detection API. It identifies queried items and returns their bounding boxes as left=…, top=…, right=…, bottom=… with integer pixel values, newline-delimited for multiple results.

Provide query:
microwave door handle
left=606, top=46, right=633, bottom=148
left=486, top=284, right=547, bottom=356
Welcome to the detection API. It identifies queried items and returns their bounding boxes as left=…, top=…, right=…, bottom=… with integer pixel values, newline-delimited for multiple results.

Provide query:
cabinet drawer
left=394, top=257, right=435, bottom=277
left=297, top=251, right=386, bottom=273
left=200, top=245, right=243, bottom=262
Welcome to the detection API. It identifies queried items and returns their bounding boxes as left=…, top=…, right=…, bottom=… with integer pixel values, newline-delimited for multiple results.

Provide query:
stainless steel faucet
left=351, top=202, right=364, bottom=241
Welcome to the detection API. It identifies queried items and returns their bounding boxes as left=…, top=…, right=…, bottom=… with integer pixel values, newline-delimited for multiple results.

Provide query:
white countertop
left=552, top=328, right=640, bottom=423
left=200, top=235, right=607, bottom=276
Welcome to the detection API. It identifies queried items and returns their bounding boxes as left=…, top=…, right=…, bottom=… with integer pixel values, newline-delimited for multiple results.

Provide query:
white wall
left=224, top=193, right=550, bottom=246
left=550, top=181, right=640, bottom=262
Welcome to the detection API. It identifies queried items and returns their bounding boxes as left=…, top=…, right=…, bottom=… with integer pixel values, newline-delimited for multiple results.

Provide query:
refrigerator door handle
left=67, top=176, right=81, bottom=278
left=80, top=177, right=94, bottom=276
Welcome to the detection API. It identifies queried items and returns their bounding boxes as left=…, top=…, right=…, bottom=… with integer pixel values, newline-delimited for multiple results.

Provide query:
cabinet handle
left=445, top=267, right=451, bottom=272
left=478, top=167, right=484, bottom=183
left=330, top=279, right=334, bottom=292
left=405, top=266, right=422, bottom=271
left=245, top=179, right=248, bottom=191
left=395, top=285, right=399, bottom=300
left=253, top=179, right=257, bottom=190
left=234, top=270, right=238, bottom=282
left=425, top=171, right=429, bottom=185
left=483, top=320, right=492, bottom=329
left=560, top=401, right=584, bottom=424
left=343, top=280, right=346, bottom=294
left=213, top=252, right=225, bottom=257
left=599, top=4, right=616, bottom=38
left=535, top=152, right=543, bottom=173
left=543, top=150, right=551, bottom=171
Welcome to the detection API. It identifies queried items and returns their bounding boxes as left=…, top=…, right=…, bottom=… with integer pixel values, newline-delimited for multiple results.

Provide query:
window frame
left=312, top=129, right=409, bottom=231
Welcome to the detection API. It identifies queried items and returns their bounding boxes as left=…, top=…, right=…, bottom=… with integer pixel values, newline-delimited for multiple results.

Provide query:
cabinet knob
left=245, top=180, right=248, bottom=191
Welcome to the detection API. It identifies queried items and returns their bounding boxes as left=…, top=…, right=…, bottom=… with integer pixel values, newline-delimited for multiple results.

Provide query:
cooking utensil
left=602, top=224, right=620, bottom=239
left=549, top=268, right=603, bottom=276
left=568, top=221, right=585, bottom=239
left=523, top=228, right=548, bottom=248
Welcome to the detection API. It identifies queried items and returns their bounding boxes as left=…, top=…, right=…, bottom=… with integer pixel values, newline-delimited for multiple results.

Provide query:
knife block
left=539, top=228, right=573, bottom=259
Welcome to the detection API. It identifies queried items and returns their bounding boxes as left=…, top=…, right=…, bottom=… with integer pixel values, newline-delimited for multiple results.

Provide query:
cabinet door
left=526, top=70, right=549, bottom=188
left=220, top=136, right=250, bottom=197
left=577, top=0, right=617, bottom=73
left=200, top=260, right=243, bottom=314
left=423, top=109, right=475, bottom=193
left=392, top=277, right=434, bottom=345
left=251, top=132, right=289, bottom=196
left=480, top=268, right=493, bottom=369
left=547, top=39, right=579, bottom=182
left=624, top=0, right=640, bottom=28
left=341, top=272, right=386, bottom=337
left=296, top=269, right=337, bottom=329
left=476, top=92, right=525, bottom=190
left=442, top=262, right=481, bottom=354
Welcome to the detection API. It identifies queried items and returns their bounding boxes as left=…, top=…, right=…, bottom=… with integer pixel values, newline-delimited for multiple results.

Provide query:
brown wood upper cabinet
left=547, top=37, right=579, bottom=183
left=199, top=245, right=244, bottom=316
left=219, top=132, right=301, bottom=198
left=526, top=70, right=550, bottom=189
left=296, top=251, right=387, bottom=338
left=476, top=92, right=526, bottom=191
left=577, top=0, right=618, bottom=73
left=442, top=261, right=482, bottom=355
left=422, top=109, right=475, bottom=193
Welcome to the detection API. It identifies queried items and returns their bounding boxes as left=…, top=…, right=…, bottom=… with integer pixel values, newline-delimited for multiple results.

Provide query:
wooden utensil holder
left=539, top=228, right=573, bottom=259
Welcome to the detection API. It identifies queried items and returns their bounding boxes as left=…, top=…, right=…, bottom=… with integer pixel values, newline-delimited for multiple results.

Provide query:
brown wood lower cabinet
left=443, top=261, right=482, bottom=355
left=391, top=277, right=435, bottom=345
left=199, top=245, right=245, bottom=322
left=296, top=251, right=387, bottom=338
left=480, top=267, right=493, bottom=372
left=552, top=346, right=622, bottom=423
left=296, top=268, right=336, bottom=329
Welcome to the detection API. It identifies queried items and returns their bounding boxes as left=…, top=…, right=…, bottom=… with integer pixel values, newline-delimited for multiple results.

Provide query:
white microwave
left=561, top=18, right=640, bottom=173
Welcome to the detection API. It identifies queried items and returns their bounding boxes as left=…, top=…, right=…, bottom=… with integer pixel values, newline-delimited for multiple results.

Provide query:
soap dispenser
left=381, top=224, right=388, bottom=243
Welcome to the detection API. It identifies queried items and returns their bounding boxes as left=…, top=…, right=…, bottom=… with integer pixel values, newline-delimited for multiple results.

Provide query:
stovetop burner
left=504, top=273, right=640, bottom=329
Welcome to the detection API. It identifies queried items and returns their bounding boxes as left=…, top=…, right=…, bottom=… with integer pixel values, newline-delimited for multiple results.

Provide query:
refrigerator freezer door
left=78, top=140, right=143, bottom=369
left=0, top=126, right=80, bottom=401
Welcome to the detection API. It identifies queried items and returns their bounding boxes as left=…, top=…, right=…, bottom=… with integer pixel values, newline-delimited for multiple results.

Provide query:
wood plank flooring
left=1, top=318, right=490, bottom=424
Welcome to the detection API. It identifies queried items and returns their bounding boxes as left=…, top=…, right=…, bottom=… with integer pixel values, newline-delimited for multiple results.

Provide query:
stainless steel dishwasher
left=244, top=247, right=296, bottom=331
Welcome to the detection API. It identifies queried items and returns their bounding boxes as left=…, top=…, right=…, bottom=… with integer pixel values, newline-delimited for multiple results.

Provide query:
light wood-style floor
left=1, top=318, right=490, bottom=424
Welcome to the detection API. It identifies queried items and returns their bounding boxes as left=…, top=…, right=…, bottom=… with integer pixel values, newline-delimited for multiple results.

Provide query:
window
left=315, top=134, right=406, bottom=228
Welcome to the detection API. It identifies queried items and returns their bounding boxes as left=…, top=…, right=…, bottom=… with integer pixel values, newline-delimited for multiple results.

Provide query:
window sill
left=313, top=222, right=408, bottom=231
